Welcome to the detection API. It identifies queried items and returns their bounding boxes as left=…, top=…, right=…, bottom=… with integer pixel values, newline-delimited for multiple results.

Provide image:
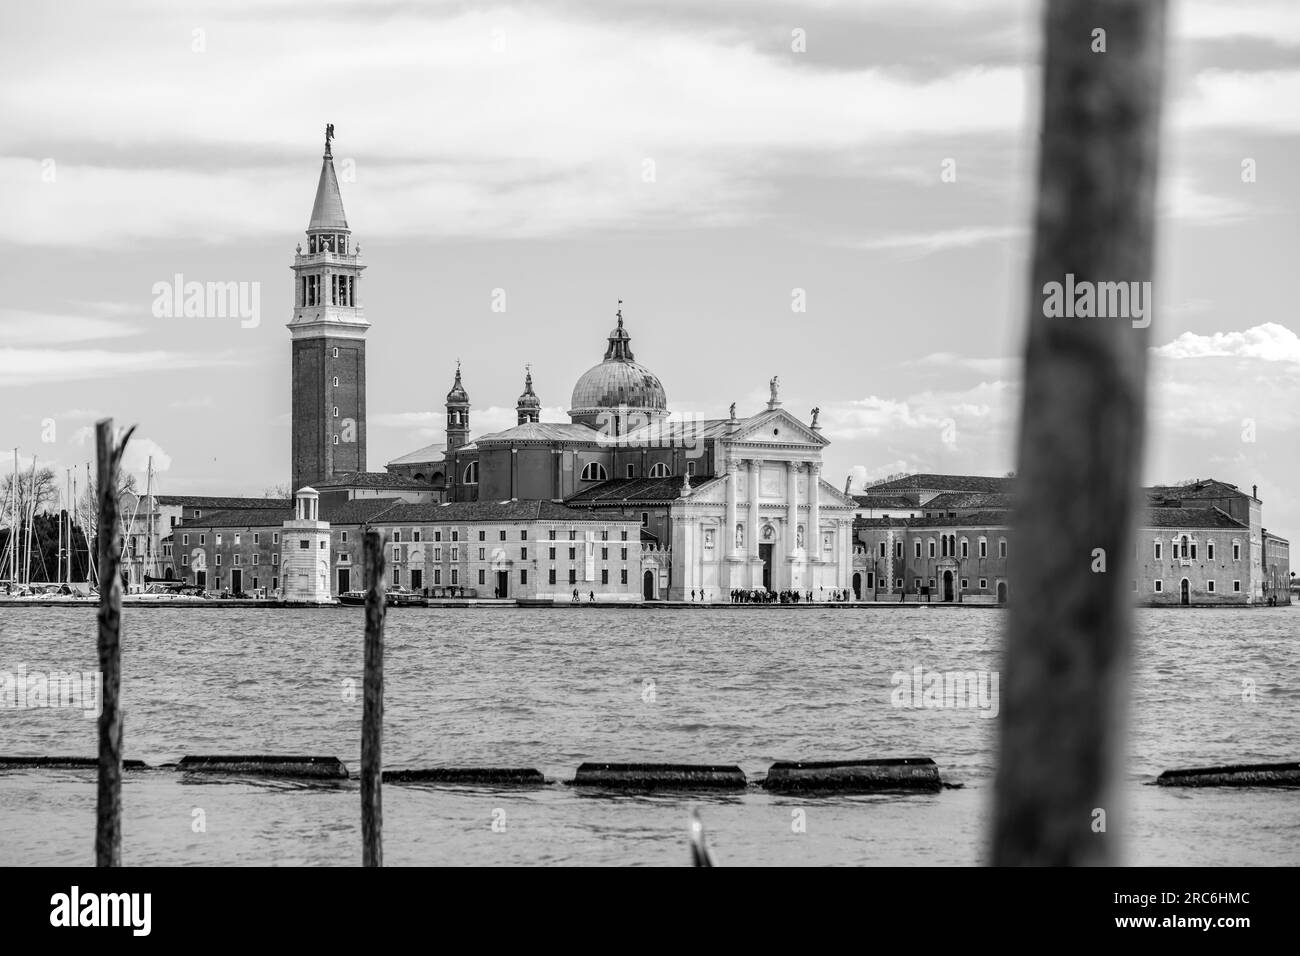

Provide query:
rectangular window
left=299, top=539, right=309, bottom=549
left=183, top=534, right=189, bottom=545
left=216, top=533, right=223, bottom=545
left=927, top=578, right=935, bottom=588
left=914, top=578, right=921, bottom=590
left=961, top=540, right=969, bottom=558
left=549, top=547, right=556, bottom=560
left=499, top=530, right=507, bottom=541
left=451, top=547, right=459, bottom=561
left=928, top=541, right=935, bottom=558
left=520, top=547, right=527, bottom=560
left=620, top=569, right=628, bottom=584
left=479, top=530, right=486, bottom=542
left=1207, top=580, right=1216, bottom=593
left=600, top=530, right=608, bottom=541
left=272, top=554, right=279, bottom=566
left=1207, top=541, right=1215, bottom=560
left=548, top=569, right=556, bottom=585
left=569, top=530, right=576, bottom=541
left=520, top=569, right=528, bottom=584
left=568, top=569, right=577, bottom=584
left=1154, top=580, right=1163, bottom=593
left=521, top=530, right=528, bottom=540
left=621, top=531, right=628, bottom=541
left=478, top=569, right=485, bottom=585
left=451, top=569, right=458, bottom=585
left=979, top=540, right=987, bottom=558
left=999, top=540, right=1007, bottom=558
left=626, top=464, right=635, bottom=478
left=413, top=530, right=421, bottom=543
left=393, top=530, right=402, bottom=543
left=1155, top=542, right=1163, bottom=560
left=273, top=533, right=279, bottom=545
left=569, top=548, right=576, bottom=560
left=641, top=512, right=649, bottom=527
left=435, top=530, right=442, bottom=542
left=1233, top=543, right=1241, bottom=561
left=915, top=541, right=922, bottom=558
left=979, top=578, right=987, bottom=589
left=393, top=547, right=400, bottom=562
left=182, top=555, right=189, bottom=567
left=548, top=530, right=556, bottom=540
left=601, top=569, right=609, bottom=584
left=479, top=548, right=485, bottom=560
left=1190, top=543, right=1196, bottom=559
left=434, top=569, right=442, bottom=585
left=216, top=554, right=222, bottom=567
left=252, top=554, right=259, bottom=565
left=1233, top=580, right=1241, bottom=592
left=234, top=533, right=241, bottom=545
left=393, top=568, right=401, bottom=586
left=879, top=542, right=886, bottom=558
left=434, top=547, right=442, bottom=561
left=961, top=578, right=968, bottom=589
left=895, top=541, right=903, bottom=559
left=601, top=547, right=608, bottom=560
left=452, top=531, right=459, bottom=542
left=621, top=547, right=628, bottom=560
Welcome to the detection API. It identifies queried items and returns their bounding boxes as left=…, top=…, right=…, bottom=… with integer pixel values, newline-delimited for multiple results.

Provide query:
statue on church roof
left=811, top=407, right=820, bottom=427
left=769, top=376, right=779, bottom=404
left=729, top=402, right=736, bottom=420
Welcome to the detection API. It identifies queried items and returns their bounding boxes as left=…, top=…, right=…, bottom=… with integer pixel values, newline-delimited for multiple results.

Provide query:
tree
left=262, top=483, right=291, bottom=499
left=79, top=470, right=139, bottom=559
left=1, top=466, right=59, bottom=527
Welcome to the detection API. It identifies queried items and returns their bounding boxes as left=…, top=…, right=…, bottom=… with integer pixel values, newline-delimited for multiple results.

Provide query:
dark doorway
left=759, top=543, right=773, bottom=591
left=496, top=570, right=508, bottom=599
left=338, top=568, right=350, bottom=594
left=643, top=570, right=655, bottom=600
left=1180, top=578, right=1189, bottom=605
left=943, top=570, right=954, bottom=602
left=231, top=569, right=242, bottom=594
left=164, top=567, right=174, bottom=580
left=996, top=581, right=1008, bottom=603
left=410, top=569, right=422, bottom=592
left=196, top=570, right=206, bottom=589
left=852, top=572, right=862, bottom=600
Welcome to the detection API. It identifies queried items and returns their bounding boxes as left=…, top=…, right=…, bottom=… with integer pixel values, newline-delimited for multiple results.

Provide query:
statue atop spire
left=603, top=299, right=634, bottom=361
left=324, top=122, right=335, bottom=158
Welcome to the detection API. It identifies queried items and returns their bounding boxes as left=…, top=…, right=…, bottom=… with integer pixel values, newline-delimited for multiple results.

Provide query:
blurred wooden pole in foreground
left=361, top=530, right=387, bottom=867
left=95, top=419, right=134, bottom=867
left=992, top=0, right=1167, bottom=865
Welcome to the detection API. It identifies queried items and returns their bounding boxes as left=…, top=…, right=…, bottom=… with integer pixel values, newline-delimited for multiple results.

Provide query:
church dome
left=568, top=310, right=668, bottom=431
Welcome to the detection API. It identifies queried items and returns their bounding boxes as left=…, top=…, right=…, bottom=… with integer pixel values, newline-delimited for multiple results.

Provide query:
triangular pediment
left=727, top=408, right=828, bottom=447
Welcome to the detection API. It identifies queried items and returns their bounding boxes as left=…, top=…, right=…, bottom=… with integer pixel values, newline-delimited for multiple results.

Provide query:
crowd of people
left=716, top=587, right=855, bottom=604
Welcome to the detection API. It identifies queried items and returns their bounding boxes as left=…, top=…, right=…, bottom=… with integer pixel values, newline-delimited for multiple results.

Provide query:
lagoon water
left=0, top=605, right=1296, bottom=866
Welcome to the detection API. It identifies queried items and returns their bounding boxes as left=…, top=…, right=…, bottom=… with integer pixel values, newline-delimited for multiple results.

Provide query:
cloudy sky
left=2, top=0, right=1298, bottom=534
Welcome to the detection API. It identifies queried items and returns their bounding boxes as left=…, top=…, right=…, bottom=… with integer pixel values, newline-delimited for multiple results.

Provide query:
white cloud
left=851, top=225, right=1024, bottom=258
left=1152, top=322, right=1300, bottom=362
left=0, top=347, right=238, bottom=387
left=0, top=309, right=142, bottom=346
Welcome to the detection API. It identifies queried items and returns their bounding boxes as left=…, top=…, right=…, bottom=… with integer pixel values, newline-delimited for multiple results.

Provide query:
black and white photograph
left=0, top=0, right=1295, bottom=927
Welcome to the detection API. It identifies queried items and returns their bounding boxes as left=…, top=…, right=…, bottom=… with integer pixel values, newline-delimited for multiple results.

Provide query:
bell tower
left=446, top=363, right=470, bottom=452
left=288, top=124, right=369, bottom=492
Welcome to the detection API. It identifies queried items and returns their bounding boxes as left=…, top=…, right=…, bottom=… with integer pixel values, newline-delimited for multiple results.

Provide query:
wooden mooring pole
left=361, top=530, right=387, bottom=867
left=992, top=0, right=1167, bottom=866
left=95, top=418, right=133, bottom=867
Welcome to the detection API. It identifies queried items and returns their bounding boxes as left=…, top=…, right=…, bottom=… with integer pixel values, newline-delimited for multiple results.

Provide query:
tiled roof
left=852, top=494, right=919, bottom=510
left=312, top=471, right=431, bottom=489
left=854, top=511, right=1012, bottom=529
left=861, top=474, right=1013, bottom=495
left=922, top=492, right=1015, bottom=511
left=386, top=443, right=446, bottom=466
left=469, top=422, right=604, bottom=447
left=1142, top=507, right=1248, bottom=530
left=177, top=498, right=403, bottom=529
left=309, top=155, right=348, bottom=231
left=1145, top=479, right=1249, bottom=501
left=157, top=495, right=290, bottom=509
left=372, top=499, right=634, bottom=524
left=621, top=418, right=734, bottom=445
left=566, top=475, right=720, bottom=504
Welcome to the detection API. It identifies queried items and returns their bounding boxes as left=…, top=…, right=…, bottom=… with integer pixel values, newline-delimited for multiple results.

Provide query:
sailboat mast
left=23, top=454, right=38, bottom=586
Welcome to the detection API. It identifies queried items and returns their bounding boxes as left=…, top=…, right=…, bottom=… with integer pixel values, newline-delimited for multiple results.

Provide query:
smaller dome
left=446, top=364, right=469, bottom=404
left=517, top=370, right=541, bottom=409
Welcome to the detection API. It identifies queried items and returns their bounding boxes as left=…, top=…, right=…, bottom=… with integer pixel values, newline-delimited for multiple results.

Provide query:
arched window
left=463, top=461, right=479, bottom=484
left=580, top=462, right=608, bottom=482
left=649, top=462, right=670, bottom=478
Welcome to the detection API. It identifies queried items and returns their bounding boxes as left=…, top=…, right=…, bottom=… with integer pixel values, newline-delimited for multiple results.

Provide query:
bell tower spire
left=288, top=124, right=369, bottom=493
left=446, top=362, right=471, bottom=452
